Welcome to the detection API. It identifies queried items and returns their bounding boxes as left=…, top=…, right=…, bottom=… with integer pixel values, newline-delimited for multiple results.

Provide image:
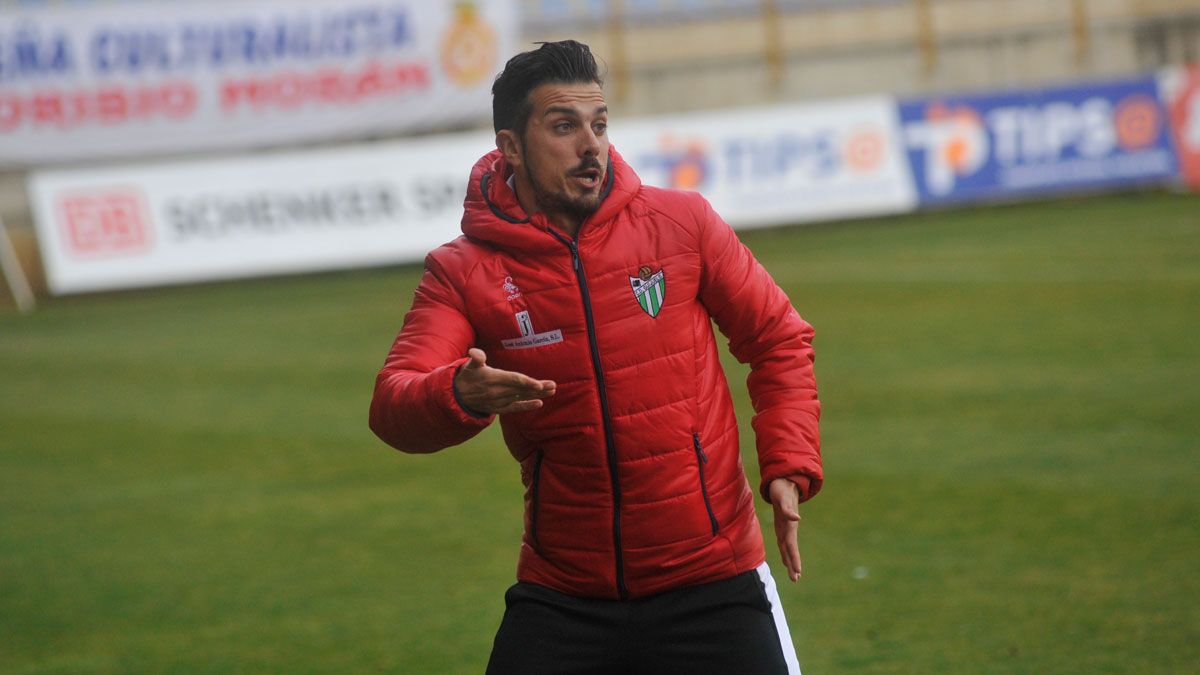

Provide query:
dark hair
left=491, top=40, right=603, bottom=135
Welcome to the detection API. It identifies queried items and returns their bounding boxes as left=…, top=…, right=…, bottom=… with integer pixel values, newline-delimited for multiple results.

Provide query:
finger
left=493, top=399, right=545, bottom=415
left=485, top=384, right=553, bottom=404
left=774, top=512, right=801, bottom=581
left=776, top=540, right=798, bottom=583
left=781, top=523, right=801, bottom=581
left=463, top=348, right=487, bottom=370
left=491, top=373, right=558, bottom=397
left=787, top=531, right=802, bottom=580
left=498, top=369, right=552, bottom=391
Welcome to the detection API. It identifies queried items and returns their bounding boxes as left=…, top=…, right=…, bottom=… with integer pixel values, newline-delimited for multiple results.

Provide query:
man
left=370, top=40, right=821, bottom=674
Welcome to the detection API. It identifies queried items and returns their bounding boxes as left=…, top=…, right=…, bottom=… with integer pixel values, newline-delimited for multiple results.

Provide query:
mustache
left=569, top=157, right=603, bottom=175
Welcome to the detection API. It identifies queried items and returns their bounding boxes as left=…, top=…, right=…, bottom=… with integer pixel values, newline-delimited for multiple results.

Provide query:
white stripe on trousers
left=755, top=562, right=802, bottom=675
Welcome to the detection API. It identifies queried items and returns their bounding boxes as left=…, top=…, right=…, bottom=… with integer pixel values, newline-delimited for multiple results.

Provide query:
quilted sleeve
left=368, top=253, right=495, bottom=453
left=694, top=196, right=823, bottom=503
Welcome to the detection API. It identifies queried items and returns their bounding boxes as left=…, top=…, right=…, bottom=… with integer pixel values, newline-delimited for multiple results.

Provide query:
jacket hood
left=461, top=145, right=641, bottom=252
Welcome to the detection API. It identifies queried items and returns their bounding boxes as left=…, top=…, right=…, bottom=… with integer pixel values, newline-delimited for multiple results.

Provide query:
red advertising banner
left=1160, top=65, right=1200, bottom=190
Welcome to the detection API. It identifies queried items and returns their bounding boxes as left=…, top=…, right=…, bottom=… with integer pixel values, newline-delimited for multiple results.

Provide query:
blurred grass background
left=1, top=191, right=1198, bottom=673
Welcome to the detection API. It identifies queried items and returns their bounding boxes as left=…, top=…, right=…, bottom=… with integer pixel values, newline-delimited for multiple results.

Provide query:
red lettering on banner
left=58, top=189, right=152, bottom=258
left=32, top=93, right=66, bottom=128
left=161, top=82, right=197, bottom=119
left=356, top=62, right=384, bottom=99
left=96, top=87, right=128, bottom=124
left=0, top=81, right=198, bottom=133
left=0, top=95, right=22, bottom=131
left=284, top=73, right=313, bottom=108
left=220, top=60, right=431, bottom=111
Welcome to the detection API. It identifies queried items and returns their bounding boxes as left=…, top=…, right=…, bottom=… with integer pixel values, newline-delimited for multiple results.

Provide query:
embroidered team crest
left=629, top=266, right=666, bottom=318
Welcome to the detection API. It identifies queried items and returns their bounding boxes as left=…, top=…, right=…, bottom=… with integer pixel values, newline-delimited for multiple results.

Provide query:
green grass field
left=2, top=191, right=1198, bottom=673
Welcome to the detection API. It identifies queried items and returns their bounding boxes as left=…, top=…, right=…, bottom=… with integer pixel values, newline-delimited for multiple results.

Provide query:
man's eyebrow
left=542, top=106, right=578, bottom=118
left=542, top=105, right=609, bottom=118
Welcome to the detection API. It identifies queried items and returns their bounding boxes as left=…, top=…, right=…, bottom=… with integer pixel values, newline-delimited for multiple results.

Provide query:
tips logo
left=440, top=1, right=497, bottom=87
left=905, top=103, right=989, bottom=195
left=642, top=135, right=711, bottom=191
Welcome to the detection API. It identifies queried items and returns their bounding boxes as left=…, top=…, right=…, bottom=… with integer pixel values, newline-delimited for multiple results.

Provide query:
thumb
left=463, top=348, right=487, bottom=370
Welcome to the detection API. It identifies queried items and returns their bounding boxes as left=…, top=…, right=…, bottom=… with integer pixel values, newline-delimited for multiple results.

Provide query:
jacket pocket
left=693, top=434, right=719, bottom=536
left=529, top=449, right=545, bottom=551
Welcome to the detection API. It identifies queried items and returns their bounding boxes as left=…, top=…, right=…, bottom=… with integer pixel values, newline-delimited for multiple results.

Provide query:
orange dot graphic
left=1114, top=95, right=1160, bottom=151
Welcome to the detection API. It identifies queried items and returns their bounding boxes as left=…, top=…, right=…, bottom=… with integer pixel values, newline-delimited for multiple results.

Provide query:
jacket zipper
left=549, top=229, right=628, bottom=600
left=529, top=449, right=544, bottom=552
left=693, top=433, right=719, bottom=536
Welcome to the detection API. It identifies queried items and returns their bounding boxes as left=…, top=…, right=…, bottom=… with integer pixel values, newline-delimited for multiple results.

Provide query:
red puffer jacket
left=370, top=147, right=821, bottom=600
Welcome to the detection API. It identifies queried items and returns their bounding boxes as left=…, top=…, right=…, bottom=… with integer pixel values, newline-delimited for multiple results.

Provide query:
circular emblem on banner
left=441, top=2, right=498, bottom=87
left=1114, top=94, right=1161, bottom=151
left=844, top=128, right=884, bottom=172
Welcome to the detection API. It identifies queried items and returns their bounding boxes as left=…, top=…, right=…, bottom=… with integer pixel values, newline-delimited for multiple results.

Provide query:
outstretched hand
left=454, top=348, right=557, bottom=415
left=769, top=478, right=803, bottom=582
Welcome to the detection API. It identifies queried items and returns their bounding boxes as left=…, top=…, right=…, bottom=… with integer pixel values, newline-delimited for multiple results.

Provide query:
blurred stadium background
left=2, top=1, right=1198, bottom=673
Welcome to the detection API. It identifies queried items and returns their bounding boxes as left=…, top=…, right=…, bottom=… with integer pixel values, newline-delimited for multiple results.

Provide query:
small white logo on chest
left=503, top=276, right=522, bottom=301
left=502, top=310, right=563, bottom=350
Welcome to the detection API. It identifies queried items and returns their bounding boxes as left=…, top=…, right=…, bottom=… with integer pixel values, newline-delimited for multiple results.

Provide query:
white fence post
left=0, top=214, right=37, bottom=314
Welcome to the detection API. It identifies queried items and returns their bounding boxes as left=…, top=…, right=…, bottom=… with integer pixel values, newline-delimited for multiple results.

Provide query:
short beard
left=521, top=136, right=603, bottom=225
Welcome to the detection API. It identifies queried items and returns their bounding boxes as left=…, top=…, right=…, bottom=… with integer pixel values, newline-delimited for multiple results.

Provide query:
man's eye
left=594, top=123, right=607, bottom=135
left=555, top=122, right=574, bottom=132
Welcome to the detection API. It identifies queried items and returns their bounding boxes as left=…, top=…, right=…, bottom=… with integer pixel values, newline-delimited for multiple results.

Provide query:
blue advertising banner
left=899, top=76, right=1178, bottom=204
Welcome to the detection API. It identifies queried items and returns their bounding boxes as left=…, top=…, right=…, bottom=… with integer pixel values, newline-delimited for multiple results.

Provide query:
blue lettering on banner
left=898, top=76, right=1179, bottom=204
left=1, top=4, right=413, bottom=81
left=637, top=125, right=889, bottom=192
left=89, top=6, right=412, bottom=75
left=0, top=24, right=75, bottom=82
left=724, top=133, right=840, bottom=182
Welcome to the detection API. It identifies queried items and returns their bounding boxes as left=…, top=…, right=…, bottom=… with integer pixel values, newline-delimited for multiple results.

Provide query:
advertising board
left=0, top=0, right=515, bottom=166
left=30, top=96, right=922, bottom=294
left=1158, top=64, right=1200, bottom=190
left=617, top=96, right=918, bottom=229
left=28, top=131, right=494, bottom=294
left=899, top=77, right=1178, bottom=204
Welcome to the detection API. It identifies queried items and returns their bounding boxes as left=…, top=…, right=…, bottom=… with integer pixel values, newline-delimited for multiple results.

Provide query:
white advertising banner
left=616, top=96, right=918, bottom=228
left=29, top=97, right=920, bottom=295
left=0, top=0, right=515, bottom=166
left=28, top=130, right=494, bottom=294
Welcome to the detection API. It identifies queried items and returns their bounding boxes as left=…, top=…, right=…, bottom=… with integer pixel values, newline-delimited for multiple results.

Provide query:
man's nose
left=580, top=126, right=601, bottom=156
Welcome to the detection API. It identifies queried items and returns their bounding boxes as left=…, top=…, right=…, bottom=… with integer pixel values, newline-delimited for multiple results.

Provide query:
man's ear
left=496, top=130, right=522, bottom=168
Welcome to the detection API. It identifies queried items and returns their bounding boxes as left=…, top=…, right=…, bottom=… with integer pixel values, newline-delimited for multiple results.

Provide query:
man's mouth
left=571, top=167, right=602, bottom=189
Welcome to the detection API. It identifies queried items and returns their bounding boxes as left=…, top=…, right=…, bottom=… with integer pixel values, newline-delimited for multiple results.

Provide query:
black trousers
left=486, top=563, right=800, bottom=675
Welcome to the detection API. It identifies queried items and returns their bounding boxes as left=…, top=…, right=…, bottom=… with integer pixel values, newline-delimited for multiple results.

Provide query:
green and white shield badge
left=629, top=266, right=666, bottom=318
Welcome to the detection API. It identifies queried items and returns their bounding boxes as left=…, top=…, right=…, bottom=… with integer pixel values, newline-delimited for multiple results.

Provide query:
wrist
left=452, top=362, right=490, bottom=418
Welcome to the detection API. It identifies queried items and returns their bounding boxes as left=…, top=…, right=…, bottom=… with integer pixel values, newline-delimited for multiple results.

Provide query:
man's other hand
left=768, top=478, right=803, bottom=582
left=455, top=348, right=557, bottom=415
